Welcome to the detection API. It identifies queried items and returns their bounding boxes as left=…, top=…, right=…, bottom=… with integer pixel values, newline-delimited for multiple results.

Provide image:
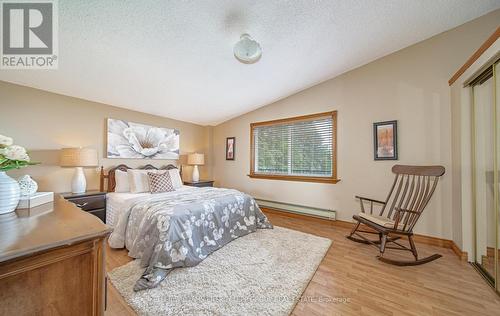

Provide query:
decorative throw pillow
left=148, top=171, right=175, bottom=193
left=127, top=169, right=163, bottom=193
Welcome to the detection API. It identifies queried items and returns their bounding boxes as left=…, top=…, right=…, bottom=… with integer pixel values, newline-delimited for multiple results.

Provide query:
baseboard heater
left=255, top=198, right=336, bottom=220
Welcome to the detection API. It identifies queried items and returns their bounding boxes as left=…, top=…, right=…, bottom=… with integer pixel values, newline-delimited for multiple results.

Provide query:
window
left=249, top=111, right=338, bottom=183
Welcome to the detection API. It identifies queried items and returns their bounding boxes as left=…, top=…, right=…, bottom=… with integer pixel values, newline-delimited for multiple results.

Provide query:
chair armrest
left=393, top=207, right=420, bottom=230
left=355, top=196, right=386, bottom=205
left=394, top=207, right=419, bottom=214
left=355, top=196, right=386, bottom=214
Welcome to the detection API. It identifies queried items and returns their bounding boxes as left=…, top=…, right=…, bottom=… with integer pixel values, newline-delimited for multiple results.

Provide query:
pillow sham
left=128, top=169, right=164, bottom=193
left=148, top=171, right=175, bottom=193
left=168, top=169, right=183, bottom=189
left=114, top=170, right=130, bottom=192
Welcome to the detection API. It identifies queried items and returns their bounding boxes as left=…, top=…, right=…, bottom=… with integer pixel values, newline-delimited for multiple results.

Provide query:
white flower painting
left=107, top=118, right=180, bottom=159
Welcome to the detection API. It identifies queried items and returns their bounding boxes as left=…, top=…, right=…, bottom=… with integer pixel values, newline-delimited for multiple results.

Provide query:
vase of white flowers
left=0, top=135, right=38, bottom=214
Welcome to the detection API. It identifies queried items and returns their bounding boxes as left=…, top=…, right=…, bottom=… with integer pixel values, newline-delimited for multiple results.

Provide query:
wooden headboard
left=99, top=164, right=181, bottom=192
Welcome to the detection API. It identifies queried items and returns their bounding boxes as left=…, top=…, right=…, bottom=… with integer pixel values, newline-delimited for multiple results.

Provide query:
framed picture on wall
left=106, top=118, right=180, bottom=159
left=226, top=137, right=235, bottom=160
left=373, top=120, right=398, bottom=160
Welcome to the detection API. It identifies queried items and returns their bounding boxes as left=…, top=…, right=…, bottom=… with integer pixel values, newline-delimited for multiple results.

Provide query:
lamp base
left=192, top=165, right=200, bottom=182
left=72, top=167, right=87, bottom=194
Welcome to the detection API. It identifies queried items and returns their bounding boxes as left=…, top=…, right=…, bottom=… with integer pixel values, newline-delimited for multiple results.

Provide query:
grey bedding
left=108, top=187, right=273, bottom=291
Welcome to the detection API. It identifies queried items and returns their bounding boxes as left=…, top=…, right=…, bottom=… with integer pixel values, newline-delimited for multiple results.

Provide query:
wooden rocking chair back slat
left=347, top=165, right=445, bottom=266
left=379, top=165, right=444, bottom=233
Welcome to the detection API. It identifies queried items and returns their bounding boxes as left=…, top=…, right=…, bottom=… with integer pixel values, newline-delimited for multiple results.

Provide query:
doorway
left=470, top=61, right=499, bottom=291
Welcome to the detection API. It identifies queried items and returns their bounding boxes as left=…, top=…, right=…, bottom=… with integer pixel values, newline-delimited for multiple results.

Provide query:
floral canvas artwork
left=107, top=119, right=180, bottom=159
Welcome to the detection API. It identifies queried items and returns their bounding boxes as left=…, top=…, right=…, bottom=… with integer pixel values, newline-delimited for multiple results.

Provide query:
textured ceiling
left=1, top=0, right=499, bottom=125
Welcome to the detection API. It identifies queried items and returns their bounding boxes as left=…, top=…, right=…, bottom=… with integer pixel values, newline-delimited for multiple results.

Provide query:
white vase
left=0, top=171, right=21, bottom=214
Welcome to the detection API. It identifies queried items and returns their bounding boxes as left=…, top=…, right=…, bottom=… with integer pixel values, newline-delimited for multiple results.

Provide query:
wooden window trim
left=249, top=111, right=339, bottom=184
left=448, top=26, right=500, bottom=86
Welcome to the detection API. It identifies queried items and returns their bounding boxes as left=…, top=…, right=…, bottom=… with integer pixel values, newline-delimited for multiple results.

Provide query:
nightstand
left=183, top=180, right=214, bottom=188
left=61, top=190, right=107, bottom=223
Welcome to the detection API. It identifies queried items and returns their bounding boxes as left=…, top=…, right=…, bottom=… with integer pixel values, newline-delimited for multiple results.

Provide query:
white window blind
left=252, top=114, right=334, bottom=178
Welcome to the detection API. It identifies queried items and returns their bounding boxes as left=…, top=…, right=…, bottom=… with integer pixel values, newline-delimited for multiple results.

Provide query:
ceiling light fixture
left=234, top=34, right=262, bottom=64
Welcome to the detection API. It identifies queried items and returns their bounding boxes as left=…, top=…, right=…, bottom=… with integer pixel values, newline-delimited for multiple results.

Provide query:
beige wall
left=1, top=10, right=498, bottom=241
left=213, top=10, right=500, bottom=239
left=0, top=81, right=212, bottom=193
left=450, top=76, right=465, bottom=247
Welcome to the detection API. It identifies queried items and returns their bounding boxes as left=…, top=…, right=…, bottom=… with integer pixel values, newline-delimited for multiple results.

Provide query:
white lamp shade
left=188, top=153, right=204, bottom=165
left=60, top=148, right=98, bottom=167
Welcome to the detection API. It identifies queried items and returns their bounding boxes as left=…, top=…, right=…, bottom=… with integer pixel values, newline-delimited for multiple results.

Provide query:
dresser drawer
left=67, top=195, right=105, bottom=211
left=192, top=182, right=213, bottom=187
left=89, top=208, right=106, bottom=223
left=184, top=181, right=214, bottom=188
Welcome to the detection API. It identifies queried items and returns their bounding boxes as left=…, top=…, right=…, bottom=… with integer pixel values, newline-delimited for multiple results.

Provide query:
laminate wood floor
left=105, top=210, right=500, bottom=316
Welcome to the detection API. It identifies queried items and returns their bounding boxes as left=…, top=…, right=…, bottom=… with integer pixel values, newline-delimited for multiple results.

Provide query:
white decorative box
left=17, top=192, right=54, bottom=209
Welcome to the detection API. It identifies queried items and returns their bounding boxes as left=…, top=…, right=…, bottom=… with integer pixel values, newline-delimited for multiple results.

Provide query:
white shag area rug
left=108, top=226, right=332, bottom=316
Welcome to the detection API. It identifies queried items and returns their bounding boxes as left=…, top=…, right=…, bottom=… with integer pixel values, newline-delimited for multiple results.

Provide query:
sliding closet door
left=496, top=61, right=499, bottom=293
left=472, top=73, right=496, bottom=284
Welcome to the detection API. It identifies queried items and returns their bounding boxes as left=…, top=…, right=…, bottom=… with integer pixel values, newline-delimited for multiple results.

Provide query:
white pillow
left=128, top=169, right=164, bottom=193
left=168, top=169, right=183, bottom=189
left=114, top=170, right=130, bottom=192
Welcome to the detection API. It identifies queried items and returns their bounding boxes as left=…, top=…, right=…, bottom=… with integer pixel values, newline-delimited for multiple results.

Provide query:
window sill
left=247, top=173, right=341, bottom=184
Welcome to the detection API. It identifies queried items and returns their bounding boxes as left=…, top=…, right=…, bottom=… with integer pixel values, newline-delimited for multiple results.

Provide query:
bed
left=101, top=164, right=273, bottom=291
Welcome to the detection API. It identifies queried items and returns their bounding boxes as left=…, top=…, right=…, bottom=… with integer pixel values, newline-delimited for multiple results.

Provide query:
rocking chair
left=347, top=165, right=445, bottom=266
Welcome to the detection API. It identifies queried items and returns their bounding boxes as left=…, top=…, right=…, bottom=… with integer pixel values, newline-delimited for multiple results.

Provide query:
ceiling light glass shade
left=234, top=34, right=262, bottom=64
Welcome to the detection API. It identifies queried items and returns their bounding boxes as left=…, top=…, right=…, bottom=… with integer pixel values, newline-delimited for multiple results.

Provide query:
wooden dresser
left=0, top=196, right=112, bottom=315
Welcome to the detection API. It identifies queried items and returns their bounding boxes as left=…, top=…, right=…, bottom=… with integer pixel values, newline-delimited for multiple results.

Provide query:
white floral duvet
left=108, top=187, right=272, bottom=291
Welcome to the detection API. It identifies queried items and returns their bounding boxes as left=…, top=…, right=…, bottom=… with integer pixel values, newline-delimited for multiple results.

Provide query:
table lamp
left=60, top=148, right=98, bottom=193
left=188, top=153, right=204, bottom=182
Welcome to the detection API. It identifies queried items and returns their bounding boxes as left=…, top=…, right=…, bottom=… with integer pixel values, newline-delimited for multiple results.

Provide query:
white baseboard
left=255, top=198, right=336, bottom=220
